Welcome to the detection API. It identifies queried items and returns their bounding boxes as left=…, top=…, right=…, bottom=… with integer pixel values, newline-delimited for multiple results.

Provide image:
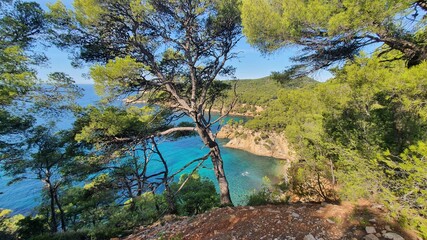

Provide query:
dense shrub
left=246, top=177, right=289, bottom=206
left=30, top=231, right=90, bottom=240
left=171, top=172, right=220, bottom=215
left=0, top=209, right=24, bottom=240
left=246, top=188, right=272, bottom=206
left=16, top=216, right=49, bottom=240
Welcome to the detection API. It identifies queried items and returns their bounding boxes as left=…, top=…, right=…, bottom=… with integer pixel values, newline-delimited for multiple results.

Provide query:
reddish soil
left=123, top=201, right=419, bottom=240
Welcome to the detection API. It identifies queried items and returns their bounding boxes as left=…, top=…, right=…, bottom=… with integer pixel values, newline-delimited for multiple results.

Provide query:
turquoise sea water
left=0, top=85, right=281, bottom=215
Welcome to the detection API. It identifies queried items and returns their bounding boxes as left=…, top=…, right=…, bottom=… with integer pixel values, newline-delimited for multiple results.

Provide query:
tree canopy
left=0, top=1, right=81, bottom=165
left=1, top=2, right=82, bottom=235
left=49, top=0, right=242, bottom=205
left=241, top=0, right=427, bottom=75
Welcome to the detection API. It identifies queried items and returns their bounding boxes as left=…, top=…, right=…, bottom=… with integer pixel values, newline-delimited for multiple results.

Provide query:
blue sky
left=34, top=0, right=333, bottom=84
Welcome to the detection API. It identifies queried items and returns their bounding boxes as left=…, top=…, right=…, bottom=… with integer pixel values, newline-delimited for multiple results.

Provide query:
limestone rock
left=217, top=125, right=297, bottom=160
left=364, top=234, right=380, bottom=240
left=303, top=233, right=316, bottom=240
left=383, top=232, right=405, bottom=240
left=366, top=226, right=376, bottom=234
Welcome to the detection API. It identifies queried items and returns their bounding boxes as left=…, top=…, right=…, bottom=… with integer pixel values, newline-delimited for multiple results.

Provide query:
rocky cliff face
left=216, top=125, right=297, bottom=161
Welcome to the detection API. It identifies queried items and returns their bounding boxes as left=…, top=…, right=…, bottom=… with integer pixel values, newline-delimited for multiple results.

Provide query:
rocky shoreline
left=216, top=125, right=296, bottom=161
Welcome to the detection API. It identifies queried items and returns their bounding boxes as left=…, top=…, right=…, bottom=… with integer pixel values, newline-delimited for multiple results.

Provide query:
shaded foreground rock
left=303, top=233, right=316, bottom=240
left=364, top=234, right=380, bottom=240
left=366, top=226, right=377, bottom=234
left=384, top=232, right=405, bottom=240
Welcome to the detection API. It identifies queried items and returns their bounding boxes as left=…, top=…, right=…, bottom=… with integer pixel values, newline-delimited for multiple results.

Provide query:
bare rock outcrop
left=216, top=125, right=297, bottom=160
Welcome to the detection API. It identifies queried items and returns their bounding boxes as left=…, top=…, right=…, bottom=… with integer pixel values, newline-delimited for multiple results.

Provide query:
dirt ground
left=122, top=201, right=419, bottom=240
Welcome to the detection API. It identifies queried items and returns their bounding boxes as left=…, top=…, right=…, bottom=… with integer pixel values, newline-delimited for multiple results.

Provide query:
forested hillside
left=214, top=76, right=317, bottom=116
left=239, top=1, right=427, bottom=236
left=242, top=53, right=427, bottom=237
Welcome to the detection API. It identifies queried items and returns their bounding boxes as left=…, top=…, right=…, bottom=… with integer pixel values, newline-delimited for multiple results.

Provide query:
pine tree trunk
left=47, top=183, right=58, bottom=233
left=54, top=191, right=67, bottom=232
left=165, top=186, right=177, bottom=214
left=195, top=125, right=233, bottom=206
left=210, top=144, right=233, bottom=206
left=151, top=137, right=177, bottom=214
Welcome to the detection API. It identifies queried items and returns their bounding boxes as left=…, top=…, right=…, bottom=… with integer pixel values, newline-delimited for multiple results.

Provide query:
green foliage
left=379, top=142, right=427, bottom=237
left=115, top=192, right=166, bottom=227
left=327, top=53, right=427, bottom=155
left=0, top=1, right=46, bottom=50
left=3, top=1, right=426, bottom=239
left=225, top=77, right=283, bottom=106
left=32, top=72, right=83, bottom=113
left=244, top=81, right=331, bottom=140
left=171, top=173, right=220, bottom=215
left=61, top=176, right=117, bottom=231
left=288, top=159, right=338, bottom=202
left=241, top=0, right=427, bottom=73
left=0, top=1, right=82, bottom=197
left=246, top=188, right=272, bottom=206
left=243, top=0, right=413, bottom=45
left=1, top=126, right=87, bottom=233
left=0, top=209, right=24, bottom=240
left=16, top=216, right=49, bottom=240
left=48, top=0, right=241, bottom=107
left=48, top=0, right=243, bottom=206
left=0, top=45, right=35, bottom=105
left=76, top=106, right=168, bottom=143
left=90, top=56, right=148, bottom=101
left=333, top=148, right=382, bottom=201
left=246, top=176, right=289, bottom=206
left=30, top=231, right=89, bottom=240
left=52, top=174, right=219, bottom=239
left=246, top=53, right=427, bottom=236
left=0, top=0, right=342, bottom=239
left=71, top=105, right=179, bottom=210
left=60, top=184, right=164, bottom=239
left=214, top=76, right=317, bottom=114
left=0, top=1, right=79, bottom=109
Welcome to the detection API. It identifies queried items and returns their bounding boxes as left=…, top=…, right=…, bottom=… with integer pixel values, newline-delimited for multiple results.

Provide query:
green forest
left=1, top=0, right=427, bottom=239
left=244, top=54, right=427, bottom=237
left=213, top=76, right=317, bottom=115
